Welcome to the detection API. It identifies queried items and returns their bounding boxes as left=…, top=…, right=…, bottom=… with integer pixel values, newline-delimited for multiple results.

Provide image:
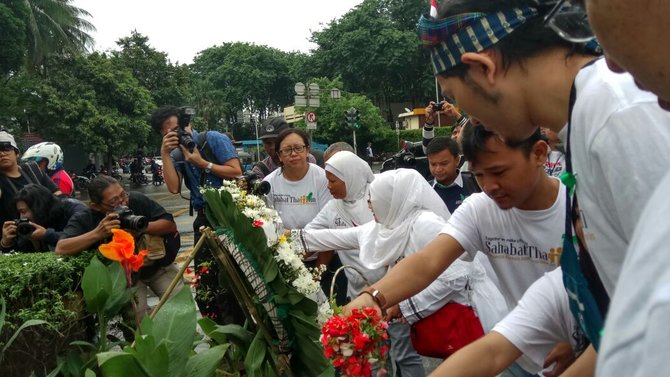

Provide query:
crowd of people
left=2, top=0, right=670, bottom=375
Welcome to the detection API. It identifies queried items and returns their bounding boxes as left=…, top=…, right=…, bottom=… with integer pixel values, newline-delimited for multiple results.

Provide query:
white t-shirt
left=441, top=181, right=564, bottom=311
left=597, top=171, right=670, bottom=377
left=263, top=163, right=332, bottom=229
left=305, top=200, right=386, bottom=299
left=493, top=268, right=581, bottom=374
left=569, top=58, right=670, bottom=294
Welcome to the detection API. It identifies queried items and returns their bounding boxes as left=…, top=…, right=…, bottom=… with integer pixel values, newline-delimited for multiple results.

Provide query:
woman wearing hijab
left=293, top=169, right=506, bottom=369
left=306, top=155, right=425, bottom=376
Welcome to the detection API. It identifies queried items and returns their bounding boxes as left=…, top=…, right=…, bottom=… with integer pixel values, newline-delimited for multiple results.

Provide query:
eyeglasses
left=102, top=191, right=128, bottom=208
left=543, top=0, right=595, bottom=43
left=278, top=145, right=307, bottom=157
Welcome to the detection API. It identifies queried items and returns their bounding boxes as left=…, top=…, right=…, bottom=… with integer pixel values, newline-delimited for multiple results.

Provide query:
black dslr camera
left=239, top=172, right=271, bottom=195
left=431, top=101, right=445, bottom=112
left=14, top=218, right=34, bottom=236
left=176, top=106, right=196, bottom=152
left=393, top=151, right=416, bottom=167
left=113, top=206, right=148, bottom=232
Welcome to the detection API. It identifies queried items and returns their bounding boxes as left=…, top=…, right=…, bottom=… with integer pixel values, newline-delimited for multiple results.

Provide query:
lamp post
left=242, top=110, right=261, bottom=162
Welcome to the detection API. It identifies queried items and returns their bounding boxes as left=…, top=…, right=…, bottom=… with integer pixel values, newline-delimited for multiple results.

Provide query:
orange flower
left=99, top=229, right=149, bottom=272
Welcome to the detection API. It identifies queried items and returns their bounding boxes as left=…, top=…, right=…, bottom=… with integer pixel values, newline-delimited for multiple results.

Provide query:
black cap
left=260, top=117, right=289, bottom=140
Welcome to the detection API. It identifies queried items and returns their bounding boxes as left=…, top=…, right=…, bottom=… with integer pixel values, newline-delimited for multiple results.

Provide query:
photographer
left=55, top=176, right=181, bottom=315
left=1, top=131, right=62, bottom=232
left=1, top=184, right=86, bottom=253
left=151, top=105, right=243, bottom=325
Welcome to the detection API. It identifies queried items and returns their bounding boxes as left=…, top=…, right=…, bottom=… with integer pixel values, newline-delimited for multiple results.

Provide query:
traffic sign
left=306, top=112, right=317, bottom=123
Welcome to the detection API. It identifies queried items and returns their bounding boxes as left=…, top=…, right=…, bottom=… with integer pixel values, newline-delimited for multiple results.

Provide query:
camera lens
left=16, top=221, right=35, bottom=236
left=122, top=214, right=148, bottom=232
left=253, top=181, right=271, bottom=195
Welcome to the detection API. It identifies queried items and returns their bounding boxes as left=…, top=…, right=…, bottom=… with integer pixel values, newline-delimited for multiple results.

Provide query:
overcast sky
left=73, top=0, right=364, bottom=64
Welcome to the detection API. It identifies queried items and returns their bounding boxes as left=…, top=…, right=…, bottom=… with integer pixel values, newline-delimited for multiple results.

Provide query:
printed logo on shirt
left=271, top=192, right=316, bottom=205
left=334, top=216, right=348, bottom=228
left=485, top=236, right=561, bottom=265
left=544, top=160, right=565, bottom=177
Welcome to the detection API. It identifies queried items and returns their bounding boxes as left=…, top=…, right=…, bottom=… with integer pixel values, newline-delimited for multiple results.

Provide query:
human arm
left=55, top=213, right=120, bottom=256
left=183, top=131, right=242, bottom=179
left=429, top=331, right=523, bottom=377
left=559, top=345, right=595, bottom=377
left=346, top=234, right=465, bottom=313
left=160, top=130, right=183, bottom=194
left=292, top=226, right=363, bottom=253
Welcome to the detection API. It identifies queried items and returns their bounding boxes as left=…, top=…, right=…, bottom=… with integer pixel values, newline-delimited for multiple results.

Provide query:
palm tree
left=20, top=0, right=96, bottom=69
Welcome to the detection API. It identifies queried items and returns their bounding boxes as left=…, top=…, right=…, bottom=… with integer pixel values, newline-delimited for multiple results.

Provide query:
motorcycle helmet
left=22, top=142, right=64, bottom=171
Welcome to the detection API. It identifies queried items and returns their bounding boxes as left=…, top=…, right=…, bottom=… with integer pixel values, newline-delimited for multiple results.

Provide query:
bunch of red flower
left=321, top=307, right=389, bottom=376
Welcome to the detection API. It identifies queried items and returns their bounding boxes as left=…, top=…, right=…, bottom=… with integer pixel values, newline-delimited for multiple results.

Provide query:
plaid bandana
left=418, top=6, right=539, bottom=74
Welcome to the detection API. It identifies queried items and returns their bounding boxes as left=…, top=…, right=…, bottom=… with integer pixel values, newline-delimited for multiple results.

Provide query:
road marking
left=172, top=208, right=189, bottom=217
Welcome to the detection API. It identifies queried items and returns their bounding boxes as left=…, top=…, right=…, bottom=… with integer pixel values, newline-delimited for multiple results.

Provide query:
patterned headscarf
left=418, top=6, right=539, bottom=75
left=418, top=4, right=601, bottom=75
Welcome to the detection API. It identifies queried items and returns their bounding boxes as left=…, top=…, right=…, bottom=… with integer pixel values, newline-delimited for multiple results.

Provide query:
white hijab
left=360, top=169, right=451, bottom=269
left=325, top=151, right=375, bottom=226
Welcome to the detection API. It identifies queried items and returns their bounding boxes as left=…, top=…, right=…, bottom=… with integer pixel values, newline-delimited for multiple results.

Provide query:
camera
left=176, top=106, right=196, bottom=152
left=239, top=172, right=271, bottom=196
left=431, top=101, right=445, bottom=112
left=113, top=206, right=148, bottom=232
left=14, top=218, right=35, bottom=236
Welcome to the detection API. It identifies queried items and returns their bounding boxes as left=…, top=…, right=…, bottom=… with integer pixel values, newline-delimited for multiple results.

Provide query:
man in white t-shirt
left=432, top=268, right=586, bottom=376
left=381, top=3, right=670, bottom=373
left=350, top=125, right=575, bottom=375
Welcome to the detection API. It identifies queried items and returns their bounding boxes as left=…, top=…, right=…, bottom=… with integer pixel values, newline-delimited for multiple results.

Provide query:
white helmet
left=22, top=142, right=64, bottom=171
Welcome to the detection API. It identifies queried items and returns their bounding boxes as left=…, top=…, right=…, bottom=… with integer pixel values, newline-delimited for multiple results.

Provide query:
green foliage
left=0, top=2, right=25, bottom=75
left=191, top=42, right=299, bottom=129
left=97, top=287, right=226, bottom=377
left=309, top=0, right=433, bottom=108
left=29, top=52, right=154, bottom=155
left=0, top=295, right=49, bottom=364
left=0, top=251, right=92, bottom=375
left=112, top=31, right=192, bottom=107
left=203, top=188, right=334, bottom=377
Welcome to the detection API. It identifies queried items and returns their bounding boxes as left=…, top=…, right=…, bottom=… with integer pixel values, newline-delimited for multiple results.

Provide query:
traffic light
left=344, top=107, right=361, bottom=129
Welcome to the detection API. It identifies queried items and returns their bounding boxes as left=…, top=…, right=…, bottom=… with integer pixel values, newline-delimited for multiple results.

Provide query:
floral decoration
left=321, top=306, right=389, bottom=376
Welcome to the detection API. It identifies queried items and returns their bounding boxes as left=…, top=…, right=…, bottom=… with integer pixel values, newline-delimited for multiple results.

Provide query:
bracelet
left=359, top=287, right=387, bottom=315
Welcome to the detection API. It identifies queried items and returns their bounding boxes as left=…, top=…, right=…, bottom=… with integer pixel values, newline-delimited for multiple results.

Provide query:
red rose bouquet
left=321, top=307, right=389, bottom=376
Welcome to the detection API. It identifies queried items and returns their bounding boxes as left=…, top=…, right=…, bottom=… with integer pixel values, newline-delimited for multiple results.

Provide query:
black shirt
left=0, top=162, right=59, bottom=226
left=61, top=192, right=180, bottom=278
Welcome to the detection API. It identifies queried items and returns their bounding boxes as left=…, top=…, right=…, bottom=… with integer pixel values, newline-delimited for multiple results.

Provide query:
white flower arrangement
left=212, top=180, right=325, bottom=297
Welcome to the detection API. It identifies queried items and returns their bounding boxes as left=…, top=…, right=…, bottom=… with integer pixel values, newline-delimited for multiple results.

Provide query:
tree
left=111, top=31, right=192, bottom=108
left=191, top=42, right=297, bottom=129
left=10, top=0, right=95, bottom=70
left=290, top=77, right=394, bottom=153
left=0, top=2, right=26, bottom=76
left=30, top=53, right=153, bottom=162
left=309, top=0, right=434, bottom=120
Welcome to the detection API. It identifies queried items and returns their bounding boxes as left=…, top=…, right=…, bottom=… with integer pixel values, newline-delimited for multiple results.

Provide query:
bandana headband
left=418, top=6, right=539, bottom=75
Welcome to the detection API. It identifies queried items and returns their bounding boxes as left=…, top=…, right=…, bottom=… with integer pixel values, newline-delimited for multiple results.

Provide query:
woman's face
left=325, top=171, right=346, bottom=199
left=16, top=200, right=34, bottom=221
left=278, top=133, right=309, bottom=170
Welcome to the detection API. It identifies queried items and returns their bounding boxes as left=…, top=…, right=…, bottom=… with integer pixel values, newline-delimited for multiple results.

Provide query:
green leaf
left=128, top=334, right=170, bottom=377
left=0, top=296, right=6, bottom=331
left=104, top=261, right=130, bottom=316
left=69, top=340, right=97, bottom=350
left=97, top=351, right=151, bottom=377
left=244, top=331, right=267, bottom=377
left=2, top=319, right=49, bottom=355
left=82, top=256, right=112, bottom=314
left=199, top=318, right=253, bottom=351
left=150, top=286, right=197, bottom=377
left=185, top=344, right=229, bottom=377
left=84, top=369, right=96, bottom=377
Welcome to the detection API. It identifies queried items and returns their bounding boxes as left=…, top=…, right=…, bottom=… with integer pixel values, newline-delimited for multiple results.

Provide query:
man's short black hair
left=88, top=175, right=120, bottom=204
left=437, top=0, right=600, bottom=79
left=150, top=106, right=180, bottom=133
left=426, top=136, right=460, bottom=157
left=461, top=124, right=543, bottom=163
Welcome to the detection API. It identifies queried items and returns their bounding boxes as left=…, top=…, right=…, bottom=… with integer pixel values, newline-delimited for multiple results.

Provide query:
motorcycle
left=152, top=167, right=164, bottom=186
left=130, top=171, right=149, bottom=185
left=70, top=172, right=90, bottom=191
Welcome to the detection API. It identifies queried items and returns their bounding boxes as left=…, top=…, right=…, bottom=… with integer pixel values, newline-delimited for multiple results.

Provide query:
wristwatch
left=360, top=286, right=387, bottom=314
left=205, top=162, right=213, bottom=173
